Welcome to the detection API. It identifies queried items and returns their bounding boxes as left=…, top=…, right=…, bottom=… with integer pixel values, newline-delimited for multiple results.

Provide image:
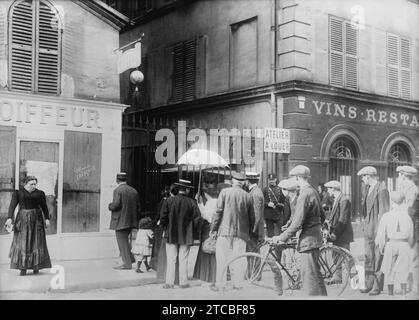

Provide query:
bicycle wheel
left=318, top=245, right=353, bottom=296
left=219, top=252, right=283, bottom=295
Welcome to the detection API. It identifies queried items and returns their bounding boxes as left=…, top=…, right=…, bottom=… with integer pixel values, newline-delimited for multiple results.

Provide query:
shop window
left=170, top=39, right=197, bottom=102
left=0, top=126, right=16, bottom=236
left=8, top=0, right=62, bottom=95
left=329, top=136, right=359, bottom=217
left=387, top=33, right=411, bottom=99
left=387, top=142, right=412, bottom=190
left=328, top=16, right=358, bottom=90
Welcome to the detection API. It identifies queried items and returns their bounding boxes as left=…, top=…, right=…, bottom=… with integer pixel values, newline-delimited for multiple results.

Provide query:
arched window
left=329, top=136, right=359, bottom=218
left=387, top=142, right=412, bottom=190
left=9, top=0, right=61, bottom=95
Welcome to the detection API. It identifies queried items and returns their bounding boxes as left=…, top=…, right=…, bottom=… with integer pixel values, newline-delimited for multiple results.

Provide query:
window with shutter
left=329, top=16, right=358, bottom=90
left=171, top=39, right=197, bottom=102
left=387, top=33, right=411, bottom=99
left=9, top=0, right=61, bottom=95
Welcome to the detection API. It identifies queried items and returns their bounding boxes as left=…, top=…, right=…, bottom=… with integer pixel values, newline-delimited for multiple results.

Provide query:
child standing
left=132, top=217, right=154, bottom=273
left=375, top=191, right=414, bottom=296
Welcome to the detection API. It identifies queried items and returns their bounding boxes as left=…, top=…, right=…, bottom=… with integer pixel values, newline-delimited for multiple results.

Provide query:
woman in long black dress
left=4, top=176, right=52, bottom=276
left=193, top=183, right=219, bottom=284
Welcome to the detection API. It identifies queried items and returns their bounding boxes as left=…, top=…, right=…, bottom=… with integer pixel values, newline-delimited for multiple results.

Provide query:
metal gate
left=328, top=137, right=360, bottom=219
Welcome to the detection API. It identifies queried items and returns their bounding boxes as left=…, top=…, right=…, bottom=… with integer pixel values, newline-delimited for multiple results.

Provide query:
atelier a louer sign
left=263, top=128, right=290, bottom=154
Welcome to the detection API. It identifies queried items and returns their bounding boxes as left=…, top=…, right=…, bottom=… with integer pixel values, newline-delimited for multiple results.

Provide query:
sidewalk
left=0, top=258, right=162, bottom=296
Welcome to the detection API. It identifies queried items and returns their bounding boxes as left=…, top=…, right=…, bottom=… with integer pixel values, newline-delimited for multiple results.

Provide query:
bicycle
left=218, top=234, right=359, bottom=297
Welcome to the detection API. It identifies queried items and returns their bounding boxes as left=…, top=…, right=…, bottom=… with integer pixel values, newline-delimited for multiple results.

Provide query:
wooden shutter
left=0, top=126, right=16, bottom=235
left=172, top=42, right=185, bottom=102
left=400, top=38, right=411, bottom=99
left=183, top=39, right=197, bottom=100
left=62, top=131, right=101, bottom=233
left=345, top=22, right=358, bottom=90
left=9, top=0, right=35, bottom=92
left=195, top=35, right=208, bottom=98
left=329, top=17, right=344, bottom=87
left=36, top=0, right=61, bottom=95
left=387, top=34, right=400, bottom=97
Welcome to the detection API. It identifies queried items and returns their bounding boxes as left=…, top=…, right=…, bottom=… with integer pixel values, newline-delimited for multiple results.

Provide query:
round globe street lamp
left=130, top=69, right=144, bottom=109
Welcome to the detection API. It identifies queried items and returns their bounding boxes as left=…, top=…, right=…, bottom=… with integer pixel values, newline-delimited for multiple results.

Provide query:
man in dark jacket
left=108, top=173, right=141, bottom=270
left=271, top=165, right=327, bottom=296
left=324, top=180, right=354, bottom=249
left=160, top=179, right=201, bottom=289
left=263, top=173, right=286, bottom=237
left=358, top=166, right=390, bottom=296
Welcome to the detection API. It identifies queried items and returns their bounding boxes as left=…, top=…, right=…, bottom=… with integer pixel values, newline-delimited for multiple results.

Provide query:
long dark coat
left=328, top=193, right=354, bottom=246
left=108, top=183, right=141, bottom=231
left=160, top=194, right=201, bottom=245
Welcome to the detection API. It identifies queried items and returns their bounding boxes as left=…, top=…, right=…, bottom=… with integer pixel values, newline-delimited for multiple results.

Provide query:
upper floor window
left=8, top=0, right=62, bottom=95
left=170, top=39, right=197, bottom=102
left=328, top=16, right=358, bottom=90
left=387, top=33, right=411, bottom=99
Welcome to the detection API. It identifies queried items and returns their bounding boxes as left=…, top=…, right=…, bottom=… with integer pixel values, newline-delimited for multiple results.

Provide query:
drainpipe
left=270, top=0, right=279, bottom=175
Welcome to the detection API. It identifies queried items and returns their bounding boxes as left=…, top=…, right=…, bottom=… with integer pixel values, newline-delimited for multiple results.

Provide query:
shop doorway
left=328, top=137, right=360, bottom=219
left=19, top=141, right=59, bottom=235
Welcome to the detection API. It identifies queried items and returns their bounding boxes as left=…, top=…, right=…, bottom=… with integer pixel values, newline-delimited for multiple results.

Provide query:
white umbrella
left=177, top=149, right=229, bottom=198
left=177, top=149, right=229, bottom=167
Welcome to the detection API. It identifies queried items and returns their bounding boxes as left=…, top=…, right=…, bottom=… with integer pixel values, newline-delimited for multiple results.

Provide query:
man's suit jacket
left=249, top=185, right=265, bottom=240
left=108, top=183, right=141, bottom=231
left=361, top=181, right=390, bottom=240
left=329, top=193, right=354, bottom=246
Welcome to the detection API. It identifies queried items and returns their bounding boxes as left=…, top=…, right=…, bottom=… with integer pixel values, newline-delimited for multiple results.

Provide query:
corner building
left=0, top=0, right=129, bottom=261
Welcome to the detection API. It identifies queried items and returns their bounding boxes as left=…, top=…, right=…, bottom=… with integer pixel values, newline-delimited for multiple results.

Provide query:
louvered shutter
left=9, top=0, right=35, bottom=92
left=36, top=1, right=60, bottom=94
left=400, top=38, right=411, bottom=99
left=195, top=35, right=208, bottom=98
left=172, top=42, right=184, bottom=102
left=183, top=39, right=196, bottom=100
left=345, top=22, right=358, bottom=89
left=387, top=34, right=400, bottom=97
left=329, top=17, right=344, bottom=87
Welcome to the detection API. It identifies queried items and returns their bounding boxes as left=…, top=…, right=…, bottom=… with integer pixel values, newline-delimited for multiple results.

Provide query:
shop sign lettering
left=312, top=100, right=419, bottom=129
left=0, top=99, right=101, bottom=129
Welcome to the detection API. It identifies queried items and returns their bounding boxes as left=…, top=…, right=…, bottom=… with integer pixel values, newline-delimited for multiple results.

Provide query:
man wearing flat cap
left=324, top=180, right=354, bottom=282
left=263, top=173, right=286, bottom=238
left=397, top=165, right=419, bottom=296
left=160, top=179, right=201, bottom=289
left=108, top=173, right=141, bottom=270
left=271, top=165, right=327, bottom=296
left=210, top=171, right=255, bottom=290
left=279, top=179, right=299, bottom=230
left=358, top=166, right=390, bottom=295
left=246, top=172, right=265, bottom=243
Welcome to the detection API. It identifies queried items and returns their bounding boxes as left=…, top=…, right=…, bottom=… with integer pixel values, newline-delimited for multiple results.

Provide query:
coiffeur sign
left=0, top=98, right=101, bottom=129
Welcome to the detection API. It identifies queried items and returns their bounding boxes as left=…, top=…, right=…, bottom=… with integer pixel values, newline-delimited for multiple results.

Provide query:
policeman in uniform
left=263, top=173, right=286, bottom=237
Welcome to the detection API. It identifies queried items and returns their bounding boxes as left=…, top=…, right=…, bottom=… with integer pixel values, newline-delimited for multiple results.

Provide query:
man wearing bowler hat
left=270, top=165, right=327, bottom=296
left=108, top=173, right=141, bottom=270
left=210, top=171, right=255, bottom=290
left=263, top=173, right=286, bottom=238
left=160, top=179, right=201, bottom=289
left=397, top=165, right=419, bottom=296
left=358, top=166, right=390, bottom=295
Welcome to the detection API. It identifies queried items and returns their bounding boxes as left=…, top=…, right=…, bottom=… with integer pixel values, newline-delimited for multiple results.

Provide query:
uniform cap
left=289, top=165, right=311, bottom=177
left=278, top=178, right=299, bottom=191
left=231, top=171, right=247, bottom=181
left=357, top=166, right=377, bottom=176
left=324, top=180, right=341, bottom=190
left=267, top=173, right=277, bottom=180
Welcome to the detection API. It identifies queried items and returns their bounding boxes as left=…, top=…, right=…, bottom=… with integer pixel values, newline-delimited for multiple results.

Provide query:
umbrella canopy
left=177, top=149, right=229, bottom=167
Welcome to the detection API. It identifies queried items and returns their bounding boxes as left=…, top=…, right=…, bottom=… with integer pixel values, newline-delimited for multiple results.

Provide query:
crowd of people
left=4, top=164, right=418, bottom=298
